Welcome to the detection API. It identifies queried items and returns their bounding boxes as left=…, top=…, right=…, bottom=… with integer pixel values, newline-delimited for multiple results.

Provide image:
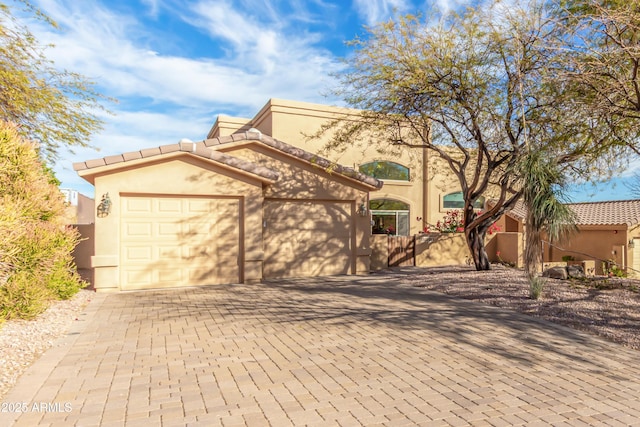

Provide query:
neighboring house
left=495, top=199, right=640, bottom=276
left=74, top=131, right=381, bottom=292
left=60, top=188, right=94, bottom=224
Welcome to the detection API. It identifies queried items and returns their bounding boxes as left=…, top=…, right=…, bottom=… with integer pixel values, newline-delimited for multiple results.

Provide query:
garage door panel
left=157, top=245, right=180, bottom=260
left=264, top=200, right=353, bottom=278
left=158, top=198, right=181, bottom=213
left=157, top=268, right=182, bottom=283
left=184, top=245, right=210, bottom=260
left=183, top=223, right=212, bottom=239
left=158, top=222, right=181, bottom=237
left=123, top=222, right=153, bottom=238
left=124, top=246, right=153, bottom=261
left=188, top=199, right=213, bottom=212
left=125, top=198, right=152, bottom=213
left=217, top=262, right=239, bottom=277
left=121, top=195, right=240, bottom=290
left=123, top=268, right=153, bottom=287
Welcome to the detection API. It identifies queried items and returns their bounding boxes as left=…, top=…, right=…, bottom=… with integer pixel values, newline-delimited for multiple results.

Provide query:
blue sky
left=22, top=0, right=638, bottom=202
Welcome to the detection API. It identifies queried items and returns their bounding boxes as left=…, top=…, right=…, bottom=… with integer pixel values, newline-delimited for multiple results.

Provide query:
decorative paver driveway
left=3, top=274, right=640, bottom=426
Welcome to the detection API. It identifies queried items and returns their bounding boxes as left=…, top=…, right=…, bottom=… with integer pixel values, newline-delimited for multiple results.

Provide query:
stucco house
left=74, top=98, right=481, bottom=291
left=74, top=130, right=381, bottom=292
left=493, top=199, right=640, bottom=276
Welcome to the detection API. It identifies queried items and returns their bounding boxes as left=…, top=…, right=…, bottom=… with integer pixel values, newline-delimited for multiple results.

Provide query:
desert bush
left=529, top=276, right=545, bottom=300
left=0, top=123, right=84, bottom=321
left=0, top=270, right=53, bottom=320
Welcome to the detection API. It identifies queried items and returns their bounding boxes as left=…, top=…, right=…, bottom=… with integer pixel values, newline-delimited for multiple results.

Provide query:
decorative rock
left=567, top=265, right=585, bottom=279
left=542, top=266, right=568, bottom=280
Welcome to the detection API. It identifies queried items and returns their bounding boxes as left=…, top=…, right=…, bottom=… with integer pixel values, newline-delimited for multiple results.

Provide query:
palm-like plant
left=520, top=150, right=577, bottom=279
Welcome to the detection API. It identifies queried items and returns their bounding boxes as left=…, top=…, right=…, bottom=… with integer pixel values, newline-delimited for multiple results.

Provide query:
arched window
left=370, top=199, right=410, bottom=236
left=359, top=161, right=410, bottom=181
left=442, top=192, right=485, bottom=209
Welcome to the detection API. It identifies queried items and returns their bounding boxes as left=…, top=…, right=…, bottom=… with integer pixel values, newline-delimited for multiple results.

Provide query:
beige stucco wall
left=72, top=223, right=95, bottom=286
left=208, top=115, right=253, bottom=138
left=543, top=225, right=630, bottom=275
left=85, top=154, right=265, bottom=292
left=415, top=233, right=471, bottom=267
left=485, top=232, right=523, bottom=268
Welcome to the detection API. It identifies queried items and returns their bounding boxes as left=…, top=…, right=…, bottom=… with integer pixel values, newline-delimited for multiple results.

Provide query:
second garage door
left=120, top=195, right=240, bottom=290
left=263, top=200, right=353, bottom=278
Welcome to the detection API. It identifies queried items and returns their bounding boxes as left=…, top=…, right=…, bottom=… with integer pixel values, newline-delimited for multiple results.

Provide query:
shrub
left=529, top=276, right=545, bottom=300
left=0, top=123, right=85, bottom=322
left=435, top=210, right=464, bottom=233
left=0, top=270, right=54, bottom=320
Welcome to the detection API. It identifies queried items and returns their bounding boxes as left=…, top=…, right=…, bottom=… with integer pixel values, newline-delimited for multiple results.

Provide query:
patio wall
left=72, top=223, right=94, bottom=287
left=415, top=233, right=470, bottom=267
left=371, top=232, right=518, bottom=271
left=486, top=232, right=523, bottom=268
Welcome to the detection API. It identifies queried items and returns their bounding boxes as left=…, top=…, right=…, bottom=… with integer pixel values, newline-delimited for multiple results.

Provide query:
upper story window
left=443, top=192, right=485, bottom=210
left=359, top=161, right=410, bottom=181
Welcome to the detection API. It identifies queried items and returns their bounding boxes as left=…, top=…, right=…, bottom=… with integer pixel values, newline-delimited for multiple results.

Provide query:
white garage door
left=120, top=195, right=240, bottom=290
left=263, top=200, right=353, bottom=278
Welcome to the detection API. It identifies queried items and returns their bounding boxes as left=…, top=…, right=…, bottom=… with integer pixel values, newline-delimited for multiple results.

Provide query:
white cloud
left=22, top=0, right=345, bottom=195
left=433, top=0, right=474, bottom=13
left=352, top=0, right=410, bottom=26
left=140, top=0, right=162, bottom=17
left=31, top=0, right=341, bottom=106
left=56, top=108, right=215, bottom=197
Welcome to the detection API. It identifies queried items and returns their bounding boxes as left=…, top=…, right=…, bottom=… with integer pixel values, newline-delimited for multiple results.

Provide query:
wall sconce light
left=97, top=193, right=112, bottom=218
left=357, top=202, right=368, bottom=217
left=629, top=239, right=635, bottom=249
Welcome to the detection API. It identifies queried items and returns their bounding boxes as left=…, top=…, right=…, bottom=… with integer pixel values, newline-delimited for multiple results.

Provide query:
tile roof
left=503, top=199, right=640, bottom=227
left=74, top=130, right=383, bottom=190
left=74, top=140, right=279, bottom=183
left=567, top=200, right=640, bottom=226
left=203, top=130, right=383, bottom=189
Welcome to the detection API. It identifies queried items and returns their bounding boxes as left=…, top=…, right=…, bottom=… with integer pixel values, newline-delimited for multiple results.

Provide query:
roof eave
left=75, top=150, right=279, bottom=185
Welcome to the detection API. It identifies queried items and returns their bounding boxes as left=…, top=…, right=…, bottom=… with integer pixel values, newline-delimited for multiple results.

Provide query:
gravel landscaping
left=389, top=264, right=640, bottom=351
left=1, top=264, right=639, bottom=401
left=0, top=289, right=95, bottom=401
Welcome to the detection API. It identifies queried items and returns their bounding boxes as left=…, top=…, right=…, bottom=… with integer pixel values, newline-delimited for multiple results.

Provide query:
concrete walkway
left=3, top=273, right=640, bottom=426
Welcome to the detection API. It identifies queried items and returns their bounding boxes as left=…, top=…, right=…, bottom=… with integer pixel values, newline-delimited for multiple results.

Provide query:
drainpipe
left=422, top=125, right=430, bottom=229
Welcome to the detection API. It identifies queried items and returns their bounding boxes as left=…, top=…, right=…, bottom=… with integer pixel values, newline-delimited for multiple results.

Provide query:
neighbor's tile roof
left=73, top=130, right=383, bottom=189
left=504, top=199, right=640, bottom=227
left=504, top=199, right=527, bottom=221
left=568, top=200, right=640, bottom=226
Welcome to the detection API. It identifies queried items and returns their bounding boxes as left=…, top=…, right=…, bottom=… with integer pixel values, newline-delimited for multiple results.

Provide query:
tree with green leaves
left=321, top=1, right=622, bottom=270
left=553, top=0, right=640, bottom=157
left=0, top=1, right=107, bottom=162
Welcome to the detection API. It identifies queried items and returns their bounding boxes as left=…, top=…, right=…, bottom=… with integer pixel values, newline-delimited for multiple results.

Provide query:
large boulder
left=567, top=264, right=585, bottom=279
left=542, top=266, right=568, bottom=280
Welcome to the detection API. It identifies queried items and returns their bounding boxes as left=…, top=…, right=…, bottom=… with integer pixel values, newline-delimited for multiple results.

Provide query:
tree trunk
left=468, top=226, right=491, bottom=270
left=524, top=222, right=542, bottom=279
left=464, top=204, right=491, bottom=271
